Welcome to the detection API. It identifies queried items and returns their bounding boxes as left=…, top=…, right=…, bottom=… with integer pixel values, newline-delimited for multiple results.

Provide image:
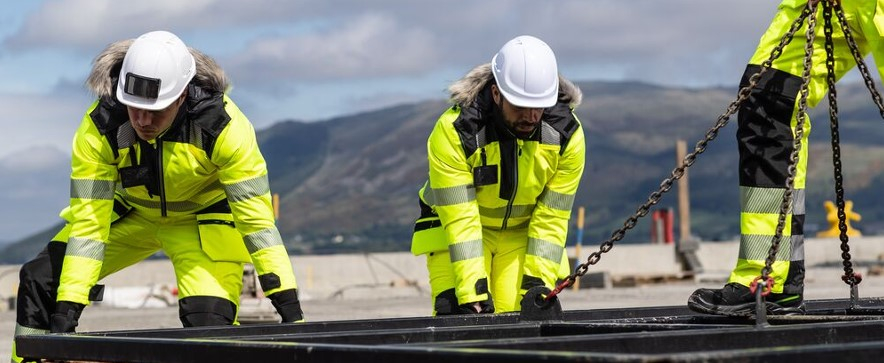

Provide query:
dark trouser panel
left=730, top=64, right=806, bottom=294
left=179, top=296, right=238, bottom=327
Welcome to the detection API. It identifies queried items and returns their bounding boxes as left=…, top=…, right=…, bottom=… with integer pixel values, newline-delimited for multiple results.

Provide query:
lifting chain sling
left=547, top=1, right=884, bottom=312
left=825, top=0, right=884, bottom=310
left=545, top=3, right=814, bottom=302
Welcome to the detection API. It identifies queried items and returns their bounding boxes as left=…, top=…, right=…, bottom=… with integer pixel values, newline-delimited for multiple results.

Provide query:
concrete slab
left=4, top=236, right=884, bottom=361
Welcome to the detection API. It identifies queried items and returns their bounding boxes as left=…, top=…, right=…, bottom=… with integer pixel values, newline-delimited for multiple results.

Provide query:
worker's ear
left=491, top=84, right=501, bottom=105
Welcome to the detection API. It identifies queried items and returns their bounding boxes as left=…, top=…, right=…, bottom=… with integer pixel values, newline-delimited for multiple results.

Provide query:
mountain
left=3, top=80, right=884, bottom=263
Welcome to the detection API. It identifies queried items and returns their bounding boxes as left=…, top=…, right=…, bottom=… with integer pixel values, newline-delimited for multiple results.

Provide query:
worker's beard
left=493, top=101, right=537, bottom=140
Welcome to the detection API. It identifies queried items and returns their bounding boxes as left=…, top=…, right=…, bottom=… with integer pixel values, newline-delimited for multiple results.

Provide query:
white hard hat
left=116, top=31, right=196, bottom=110
left=491, top=35, right=559, bottom=108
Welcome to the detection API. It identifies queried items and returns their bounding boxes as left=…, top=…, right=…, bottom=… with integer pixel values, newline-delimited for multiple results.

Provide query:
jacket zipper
left=500, top=142, right=520, bottom=230
left=156, top=139, right=167, bottom=217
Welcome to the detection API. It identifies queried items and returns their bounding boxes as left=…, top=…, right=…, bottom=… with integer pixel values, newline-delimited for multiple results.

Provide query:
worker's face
left=491, top=85, right=544, bottom=138
left=127, top=93, right=186, bottom=141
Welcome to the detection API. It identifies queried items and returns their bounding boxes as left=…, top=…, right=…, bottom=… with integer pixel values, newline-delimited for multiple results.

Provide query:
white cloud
left=0, top=145, right=69, bottom=242
left=0, top=89, right=88, bottom=159
left=228, top=13, right=439, bottom=84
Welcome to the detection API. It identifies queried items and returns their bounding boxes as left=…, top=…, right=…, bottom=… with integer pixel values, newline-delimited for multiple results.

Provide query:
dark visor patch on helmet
left=124, top=72, right=161, bottom=100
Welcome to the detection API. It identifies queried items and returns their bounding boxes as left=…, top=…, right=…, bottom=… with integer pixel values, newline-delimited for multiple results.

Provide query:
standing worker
left=11, top=30, right=303, bottom=362
left=411, top=35, right=585, bottom=315
left=689, top=0, right=883, bottom=316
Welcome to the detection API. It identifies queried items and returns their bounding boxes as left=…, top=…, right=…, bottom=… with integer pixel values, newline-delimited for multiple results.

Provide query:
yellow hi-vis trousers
left=11, top=210, right=247, bottom=362
left=425, top=227, right=570, bottom=315
left=730, top=0, right=883, bottom=294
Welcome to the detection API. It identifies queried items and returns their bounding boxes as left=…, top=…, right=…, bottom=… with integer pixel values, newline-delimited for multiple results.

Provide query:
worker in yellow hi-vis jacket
left=411, top=35, right=585, bottom=315
left=11, top=31, right=303, bottom=362
left=689, top=0, right=884, bottom=317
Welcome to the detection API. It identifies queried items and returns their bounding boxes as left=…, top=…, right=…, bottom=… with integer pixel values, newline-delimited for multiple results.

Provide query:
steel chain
left=821, top=2, right=857, bottom=286
left=547, top=5, right=815, bottom=298
left=760, top=0, right=817, bottom=282
left=827, top=1, right=884, bottom=286
left=833, top=4, right=884, bottom=119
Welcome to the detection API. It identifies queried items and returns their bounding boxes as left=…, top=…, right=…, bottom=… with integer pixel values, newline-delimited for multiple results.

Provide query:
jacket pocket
left=197, top=213, right=251, bottom=263
left=411, top=216, right=448, bottom=255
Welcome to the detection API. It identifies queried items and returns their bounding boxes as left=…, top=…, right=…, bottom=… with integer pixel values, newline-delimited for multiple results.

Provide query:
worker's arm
left=214, top=97, right=302, bottom=322
left=54, top=101, right=118, bottom=331
left=427, top=109, right=492, bottom=311
left=523, top=116, right=585, bottom=294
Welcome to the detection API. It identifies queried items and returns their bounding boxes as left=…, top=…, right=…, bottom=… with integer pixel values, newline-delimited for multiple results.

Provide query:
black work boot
left=687, top=282, right=805, bottom=317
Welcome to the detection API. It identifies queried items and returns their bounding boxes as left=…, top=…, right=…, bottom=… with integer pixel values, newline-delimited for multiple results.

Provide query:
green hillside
left=4, top=80, right=884, bottom=263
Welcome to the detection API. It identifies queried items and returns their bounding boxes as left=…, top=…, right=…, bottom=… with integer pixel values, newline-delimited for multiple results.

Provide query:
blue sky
left=0, top=0, right=793, bottom=241
left=0, top=0, right=787, bottom=160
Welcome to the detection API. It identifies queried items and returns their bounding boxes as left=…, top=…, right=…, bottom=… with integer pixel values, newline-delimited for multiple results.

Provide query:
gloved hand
left=457, top=298, right=494, bottom=314
left=268, top=289, right=304, bottom=322
left=50, top=301, right=86, bottom=333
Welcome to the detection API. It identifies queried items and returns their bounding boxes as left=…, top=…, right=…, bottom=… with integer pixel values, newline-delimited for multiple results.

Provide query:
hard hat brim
left=496, top=86, right=558, bottom=109
left=116, top=86, right=182, bottom=111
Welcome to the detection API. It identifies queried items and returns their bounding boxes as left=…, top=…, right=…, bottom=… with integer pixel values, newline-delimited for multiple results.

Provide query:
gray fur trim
left=447, top=63, right=582, bottom=108
left=85, top=39, right=230, bottom=98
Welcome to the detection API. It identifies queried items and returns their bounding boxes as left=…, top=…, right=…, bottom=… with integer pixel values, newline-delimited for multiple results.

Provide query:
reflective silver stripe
left=70, top=179, right=115, bottom=200
left=426, top=184, right=475, bottom=206
left=116, top=123, right=137, bottom=149
left=790, top=234, right=805, bottom=260
left=539, top=189, right=574, bottom=211
left=449, top=239, right=483, bottom=262
left=740, top=187, right=805, bottom=215
left=121, top=195, right=204, bottom=212
left=119, top=180, right=224, bottom=212
left=475, top=126, right=488, bottom=148
left=527, top=237, right=563, bottom=263
left=188, top=123, right=205, bottom=150
left=479, top=204, right=534, bottom=218
left=540, top=122, right=560, bottom=146
left=243, top=228, right=283, bottom=254
left=225, top=175, right=270, bottom=203
left=792, top=189, right=805, bottom=215
left=738, top=234, right=791, bottom=261
left=14, top=323, right=47, bottom=336
left=66, top=237, right=104, bottom=260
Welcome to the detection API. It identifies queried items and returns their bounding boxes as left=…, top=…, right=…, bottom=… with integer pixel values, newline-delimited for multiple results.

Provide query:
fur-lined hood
left=447, top=63, right=582, bottom=109
left=85, top=38, right=230, bottom=98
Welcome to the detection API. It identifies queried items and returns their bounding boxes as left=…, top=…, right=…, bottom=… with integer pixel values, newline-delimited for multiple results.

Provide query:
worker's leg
left=426, top=250, right=458, bottom=316
left=487, top=229, right=527, bottom=313
left=11, top=228, right=67, bottom=363
left=162, top=214, right=245, bottom=326
left=426, top=241, right=493, bottom=315
left=12, top=211, right=157, bottom=362
left=689, top=0, right=866, bottom=316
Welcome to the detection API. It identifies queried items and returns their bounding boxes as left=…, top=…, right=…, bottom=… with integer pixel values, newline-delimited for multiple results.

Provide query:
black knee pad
left=433, top=288, right=459, bottom=316
left=178, top=296, right=237, bottom=327
left=16, top=242, right=66, bottom=327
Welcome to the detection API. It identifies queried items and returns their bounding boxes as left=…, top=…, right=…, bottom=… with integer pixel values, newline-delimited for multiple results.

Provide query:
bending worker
left=689, top=0, right=883, bottom=316
left=411, top=35, right=585, bottom=315
left=12, top=30, right=303, bottom=362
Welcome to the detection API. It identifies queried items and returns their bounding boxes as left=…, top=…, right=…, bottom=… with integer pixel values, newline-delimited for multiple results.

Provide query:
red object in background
left=651, top=208, right=675, bottom=244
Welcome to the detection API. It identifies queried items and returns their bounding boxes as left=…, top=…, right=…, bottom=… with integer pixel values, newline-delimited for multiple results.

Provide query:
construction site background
left=4, top=236, right=884, bottom=360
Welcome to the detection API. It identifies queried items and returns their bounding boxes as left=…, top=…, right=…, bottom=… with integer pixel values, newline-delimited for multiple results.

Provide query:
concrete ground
left=4, top=237, right=884, bottom=361
left=5, top=266, right=884, bottom=361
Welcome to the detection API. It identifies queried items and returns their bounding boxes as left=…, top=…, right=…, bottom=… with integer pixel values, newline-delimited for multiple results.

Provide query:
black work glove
left=268, top=289, right=304, bottom=322
left=50, top=301, right=86, bottom=333
left=457, top=298, right=495, bottom=314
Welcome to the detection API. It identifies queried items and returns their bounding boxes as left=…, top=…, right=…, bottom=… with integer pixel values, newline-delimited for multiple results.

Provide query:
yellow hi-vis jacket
left=57, top=42, right=296, bottom=305
left=413, top=63, right=585, bottom=305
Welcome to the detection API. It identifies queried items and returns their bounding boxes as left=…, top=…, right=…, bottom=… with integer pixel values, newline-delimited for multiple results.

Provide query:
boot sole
left=687, top=295, right=805, bottom=317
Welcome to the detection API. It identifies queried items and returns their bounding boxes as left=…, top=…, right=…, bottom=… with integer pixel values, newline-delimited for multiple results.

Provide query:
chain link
left=833, top=4, right=884, bottom=120
left=826, top=1, right=884, bottom=286
left=760, top=1, right=818, bottom=282
left=548, top=5, right=815, bottom=296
